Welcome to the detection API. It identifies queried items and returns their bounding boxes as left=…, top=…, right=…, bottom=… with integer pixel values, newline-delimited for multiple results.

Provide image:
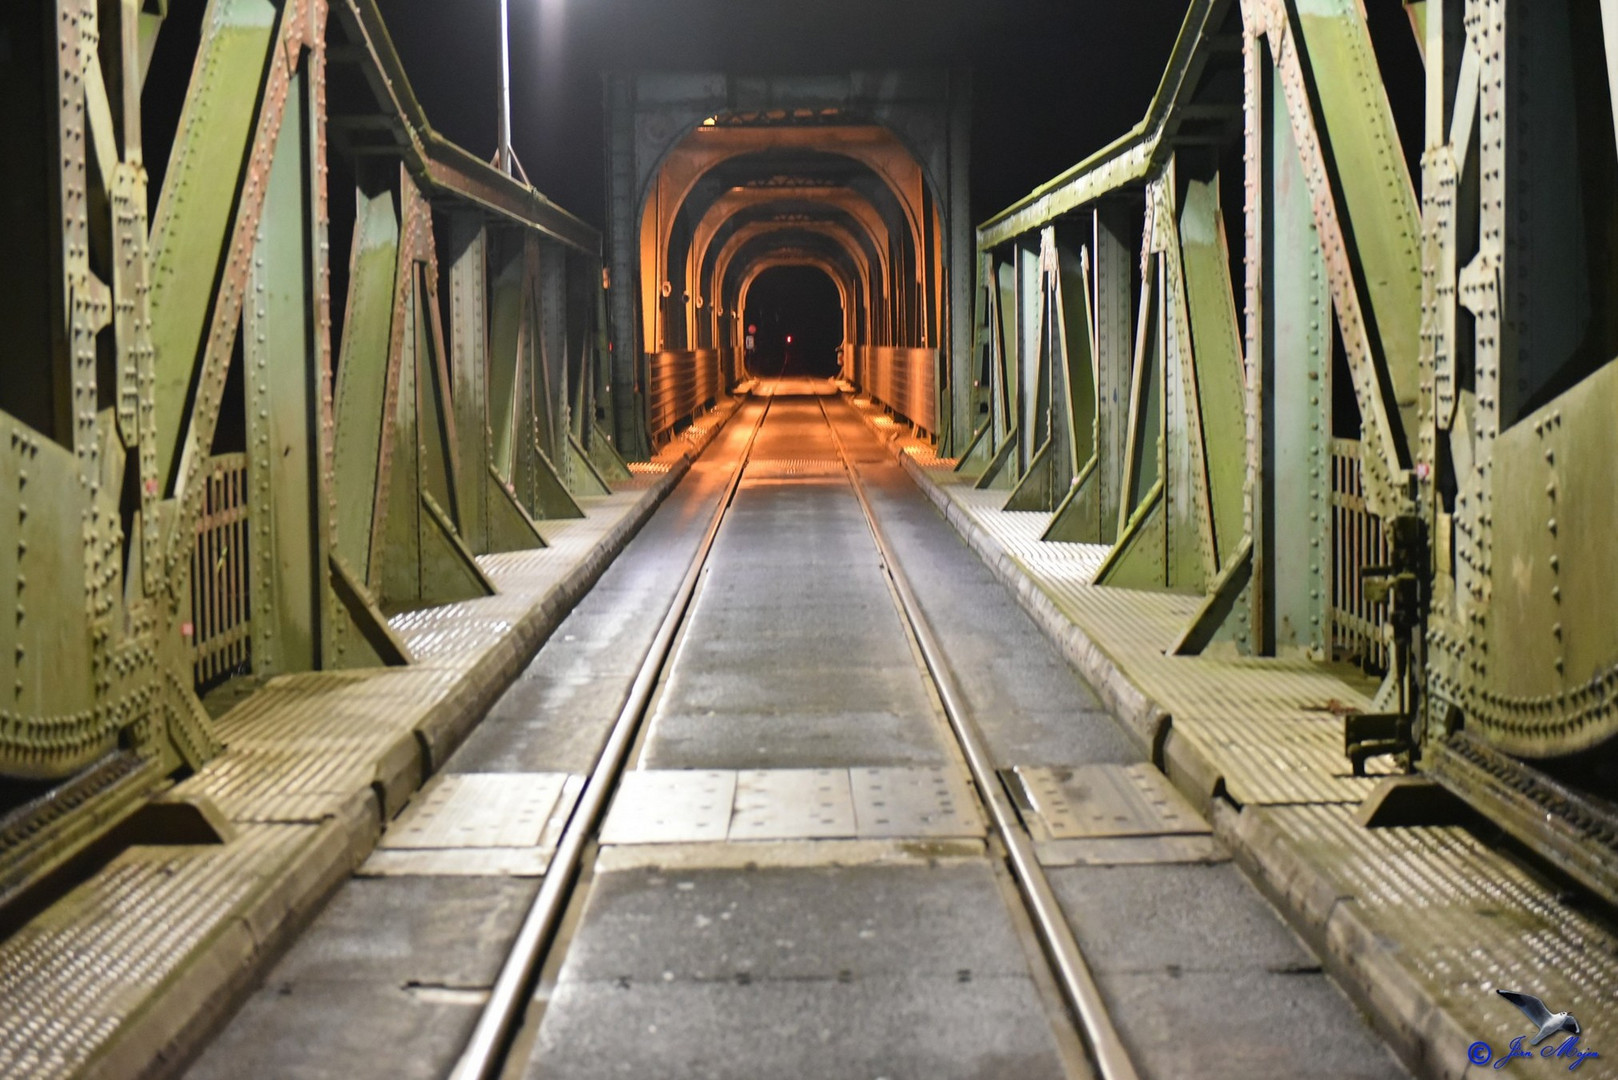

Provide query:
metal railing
left=191, top=453, right=251, bottom=686
left=647, top=349, right=726, bottom=445
left=1329, top=438, right=1389, bottom=671
left=853, top=346, right=937, bottom=436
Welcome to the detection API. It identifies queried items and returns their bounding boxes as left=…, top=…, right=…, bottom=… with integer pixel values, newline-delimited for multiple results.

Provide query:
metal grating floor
left=180, top=669, right=462, bottom=823
left=0, top=429, right=698, bottom=1080
left=1262, top=804, right=1618, bottom=1042
left=0, top=825, right=311, bottom=1080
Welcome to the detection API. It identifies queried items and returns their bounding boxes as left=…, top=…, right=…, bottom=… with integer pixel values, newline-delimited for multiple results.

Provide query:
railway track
left=450, top=381, right=1137, bottom=1080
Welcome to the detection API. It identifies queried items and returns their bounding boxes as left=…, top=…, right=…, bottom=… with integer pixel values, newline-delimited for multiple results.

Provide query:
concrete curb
left=851, top=399, right=1465, bottom=1080
left=107, top=799, right=379, bottom=1080
left=88, top=398, right=745, bottom=1080
left=1213, top=801, right=1475, bottom=1080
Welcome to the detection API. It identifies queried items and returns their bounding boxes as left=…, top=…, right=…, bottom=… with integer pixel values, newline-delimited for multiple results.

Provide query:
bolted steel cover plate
left=730, top=769, right=857, bottom=840
left=598, top=771, right=737, bottom=845
left=849, top=766, right=983, bottom=839
left=598, top=768, right=985, bottom=845
left=360, top=773, right=582, bottom=877
left=378, top=773, right=570, bottom=849
left=1015, top=764, right=1207, bottom=841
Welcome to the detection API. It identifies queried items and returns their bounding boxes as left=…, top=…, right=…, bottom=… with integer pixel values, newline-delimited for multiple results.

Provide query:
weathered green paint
left=1036, top=239, right=1099, bottom=535
left=1004, top=441, right=1057, bottom=511
left=1294, top=0, right=1423, bottom=449
left=1004, top=238, right=1055, bottom=512
left=378, top=276, right=493, bottom=611
left=1058, top=241, right=1097, bottom=479
left=332, top=188, right=401, bottom=581
left=1096, top=482, right=1170, bottom=590
left=1170, top=536, right=1254, bottom=655
left=2, top=419, right=95, bottom=736
left=539, top=243, right=570, bottom=470
left=246, top=71, right=321, bottom=676
left=488, top=249, right=525, bottom=481
left=1043, top=456, right=1103, bottom=543
left=448, top=217, right=492, bottom=554
left=996, top=259, right=1018, bottom=448
left=485, top=464, right=547, bottom=553
left=328, top=554, right=412, bottom=667
left=1044, top=208, right=1131, bottom=544
left=1120, top=261, right=1162, bottom=526
left=148, top=0, right=278, bottom=489
left=1478, top=359, right=1618, bottom=756
left=1, top=0, right=608, bottom=799
left=973, top=423, right=1020, bottom=491
left=419, top=492, right=496, bottom=602
left=1161, top=250, right=1207, bottom=594
left=586, top=424, right=634, bottom=484
left=1178, top=178, right=1247, bottom=571
left=525, top=444, right=587, bottom=520
left=380, top=280, right=423, bottom=610
left=1007, top=231, right=1096, bottom=515
left=1260, top=67, right=1331, bottom=656
left=1016, top=243, right=1042, bottom=475
left=414, top=269, right=460, bottom=528
left=565, top=433, right=614, bottom=497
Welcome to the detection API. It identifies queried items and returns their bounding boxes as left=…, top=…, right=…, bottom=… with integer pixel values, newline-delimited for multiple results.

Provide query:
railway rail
left=179, top=378, right=1403, bottom=1080
left=449, top=382, right=1136, bottom=1080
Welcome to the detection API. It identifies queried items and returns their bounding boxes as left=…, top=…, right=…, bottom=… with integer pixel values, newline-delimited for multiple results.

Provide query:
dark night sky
left=378, top=0, right=1192, bottom=229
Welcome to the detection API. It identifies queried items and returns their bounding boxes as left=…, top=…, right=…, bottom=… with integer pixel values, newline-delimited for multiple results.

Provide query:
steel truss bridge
left=0, top=0, right=1615, bottom=1075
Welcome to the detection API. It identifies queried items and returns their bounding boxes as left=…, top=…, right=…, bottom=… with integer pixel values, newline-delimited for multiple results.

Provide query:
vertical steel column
left=246, top=69, right=321, bottom=674
left=1093, top=206, right=1133, bottom=542
left=1260, top=65, right=1332, bottom=655
left=539, top=241, right=570, bottom=469
left=1016, top=242, right=1040, bottom=475
left=449, top=216, right=491, bottom=553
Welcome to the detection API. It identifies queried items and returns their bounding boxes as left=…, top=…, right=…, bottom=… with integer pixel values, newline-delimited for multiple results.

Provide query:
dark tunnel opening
left=743, top=266, right=844, bottom=378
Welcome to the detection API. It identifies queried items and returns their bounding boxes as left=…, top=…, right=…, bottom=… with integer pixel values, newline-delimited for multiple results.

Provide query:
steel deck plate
left=850, top=766, right=984, bottom=839
left=360, top=774, right=582, bottom=876
left=598, top=771, right=736, bottom=845
left=379, top=773, right=569, bottom=850
left=1017, top=764, right=1208, bottom=840
left=729, top=769, right=857, bottom=840
left=1033, top=835, right=1226, bottom=867
left=599, top=769, right=986, bottom=845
